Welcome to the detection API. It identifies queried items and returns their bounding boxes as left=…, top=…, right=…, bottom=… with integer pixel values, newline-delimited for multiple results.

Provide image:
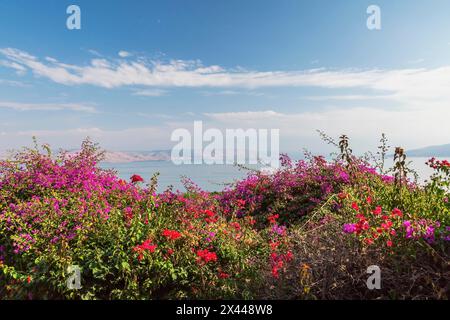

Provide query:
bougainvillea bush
left=0, top=138, right=449, bottom=300
left=0, top=141, right=271, bottom=299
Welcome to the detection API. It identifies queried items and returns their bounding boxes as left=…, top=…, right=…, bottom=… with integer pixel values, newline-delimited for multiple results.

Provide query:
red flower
left=386, top=240, right=393, bottom=247
left=204, top=210, right=215, bottom=217
left=203, top=210, right=218, bottom=223
left=391, top=208, right=403, bottom=217
left=366, top=196, right=372, bottom=204
left=268, top=214, right=279, bottom=224
left=372, top=206, right=382, bottom=215
left=140, top=240, right=157, bottom=252
left=124, top=207, right=133, bottom=220
left=236, top=199, right=246, bottom=208
left=130, top=174, right=144, bottom=184
left=351, top=202, right=359, bottom=211
left=269, top=241, right=279, bottom=251
left=133, top=239, right=157, bottom=261
left=218, top=272, right=230, bottom=279
left=196, top=249, right=218, bottom=264
left=361, top=221, right=369, bottom=230
left=162, top=229, right=182, bottom=240
left=285, top=251, right=294, bottom=262
left=230, top=222, right=241, bottom=230
left=271, top=266, right=279, bottom=278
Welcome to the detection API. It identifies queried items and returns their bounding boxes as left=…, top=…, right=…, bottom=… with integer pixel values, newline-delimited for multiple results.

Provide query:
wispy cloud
left=2, top=47, right=450, bottom=109
left=201, top=90, right=265, bottom=97
left=132, top=88, right=168, bottom=97
left=5, top=104, right=447, bottom=153
left=203, top=107, right=450, bottom=152
left=0, top=101, right=96, bottom=112
left=0, top=78, right=27, bottom=87
left=0, top=60, right=27, bottom=75
left=1, top=47, right=450, bottom=117
left=118, top=50, right=132, bottom=58
left=304, top=95, right=393, bottom=101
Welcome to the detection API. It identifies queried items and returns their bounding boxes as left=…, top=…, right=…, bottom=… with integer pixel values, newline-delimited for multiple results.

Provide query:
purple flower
left=271, top=224, right=286, bottom=236
left=343, top=223, right=357, bottom=234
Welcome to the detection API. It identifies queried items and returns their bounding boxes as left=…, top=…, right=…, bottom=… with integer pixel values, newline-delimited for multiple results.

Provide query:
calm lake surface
left=100, top=157, right=436, bottom=192
left=100, top=161, right=259, bottom=192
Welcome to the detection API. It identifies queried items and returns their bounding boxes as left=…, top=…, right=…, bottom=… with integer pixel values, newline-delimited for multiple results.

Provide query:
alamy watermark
left=66, top=5, right=81, bottom=30
left=367, top=5, right=381, bottom=30
left=366, top=265, right=381, bottom=290
left=67, top=265, right=82, bottom=290
left=171, top=121, right=280, bottom=169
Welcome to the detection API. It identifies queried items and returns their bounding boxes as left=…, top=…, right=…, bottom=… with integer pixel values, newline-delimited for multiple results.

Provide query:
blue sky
left=1, top=0, right=450, bottom=153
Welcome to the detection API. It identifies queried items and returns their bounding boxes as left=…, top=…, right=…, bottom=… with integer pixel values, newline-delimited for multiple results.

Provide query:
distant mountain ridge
left=1, top=144, right=449, bottom=162
left=407, top=143, right=450, bottom=157
left=101, top=150, right=171, bottom=163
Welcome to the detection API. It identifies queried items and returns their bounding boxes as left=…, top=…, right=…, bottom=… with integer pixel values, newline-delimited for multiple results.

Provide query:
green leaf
left=121, top=261, right=130, bottom=271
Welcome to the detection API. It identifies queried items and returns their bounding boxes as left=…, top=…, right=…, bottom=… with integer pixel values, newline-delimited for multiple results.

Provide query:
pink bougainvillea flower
left=343, top=223, right=357, bottom=234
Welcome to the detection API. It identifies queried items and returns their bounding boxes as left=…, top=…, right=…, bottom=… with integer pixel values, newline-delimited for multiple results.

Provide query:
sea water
left=100, top=157, right=436, bottom=192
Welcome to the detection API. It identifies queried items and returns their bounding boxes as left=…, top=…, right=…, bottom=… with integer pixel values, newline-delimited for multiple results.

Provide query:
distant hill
left=63, top=150, right=171, bottom=163
left=102, top=150, right=171, bottom=163
left=407, top=144, right=450, bottom=157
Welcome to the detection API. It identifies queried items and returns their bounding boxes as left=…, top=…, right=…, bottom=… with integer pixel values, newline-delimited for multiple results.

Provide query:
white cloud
left=201, top=90, right=265, bottom=97
left=1, top=47, right=450, bottom=153
left=87, top=49, right=103, bottom=57
left=304, top=95, right=394, bottom=101
left=0, top=101, right=96, bottom=113
left=203, top=107, right=450, bottom=153
left=1, top=105, right=448, bottom=155
left=132, top=88, right=168, bottom=97
left=118, top=50, right=131, bottom=58
left=1, top=47, right=450, bottom=110
left=0, top=60, right=27, bottom=75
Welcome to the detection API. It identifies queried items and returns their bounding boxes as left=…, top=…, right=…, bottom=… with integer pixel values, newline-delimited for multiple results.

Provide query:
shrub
left=0, top=140, right=269, bottom=299
left=0, top=135, right=448, bottom=300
